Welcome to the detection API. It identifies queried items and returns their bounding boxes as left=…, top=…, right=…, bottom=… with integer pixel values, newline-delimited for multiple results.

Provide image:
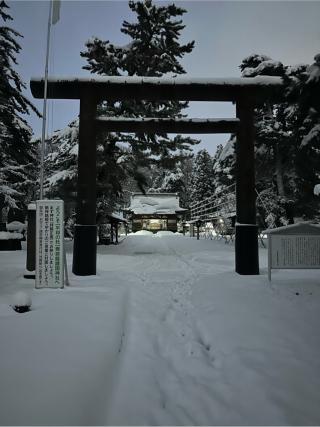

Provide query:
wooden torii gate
left=30, top=75, right=284, bottom=276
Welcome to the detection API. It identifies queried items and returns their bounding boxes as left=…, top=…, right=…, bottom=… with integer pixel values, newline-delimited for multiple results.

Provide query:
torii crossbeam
left=30, top=75, right=284, bottom=276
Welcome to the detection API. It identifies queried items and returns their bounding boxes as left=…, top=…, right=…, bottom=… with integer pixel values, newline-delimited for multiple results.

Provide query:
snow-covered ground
left=0, top=234, right=319, bottom=426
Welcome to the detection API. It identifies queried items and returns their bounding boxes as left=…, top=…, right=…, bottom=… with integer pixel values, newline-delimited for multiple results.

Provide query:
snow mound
left=133, top=230, right=154, bottom=236
left=156, top=230, right=174, bottom=237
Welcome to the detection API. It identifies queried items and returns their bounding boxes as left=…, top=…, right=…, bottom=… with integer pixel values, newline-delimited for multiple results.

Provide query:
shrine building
left=127, top=193, right=187, bottom=233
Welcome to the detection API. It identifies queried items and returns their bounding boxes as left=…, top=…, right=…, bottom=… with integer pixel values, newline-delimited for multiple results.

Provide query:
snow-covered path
left=100, top=235, right=320, bottom=426
left=103, top=236, right=210, bottom=425
left=0, top=234, right=320, bottom=425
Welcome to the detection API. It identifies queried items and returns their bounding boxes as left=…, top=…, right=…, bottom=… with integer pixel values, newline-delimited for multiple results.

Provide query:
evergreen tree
left=148, top=163, right=184, bottom=193
left=80, top=0, right=199, bottom=169
left=44, top=119, right=140, bottom=219
left=210, top=138, right=237, bottom=219
left=43, top=120, right=80, bottom=216
left=189, top=149, right=215, bottom=204
left=208, top=53, right=319, bottom=225
left=177, top=154, right=193, bottom=208
left=238, top=53, right=320, bottom=223
left=212, top=137, right=236, bottom=193
left=239, top=54, right=300, bottom=224
left=0, top=0, right=39, bottom=221
left=147, top=151, right=193, bottom=208
left=284, top=54, right=320, bottom=220
left=45, top=0, right=198, bottom=215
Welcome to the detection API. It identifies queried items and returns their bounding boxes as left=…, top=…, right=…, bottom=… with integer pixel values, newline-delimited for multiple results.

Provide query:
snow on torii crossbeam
left=30, top=75, right=284, bottom=101
left=95, top=117, right=241, bottom=134
left=30, top=75, right=284, bottom=277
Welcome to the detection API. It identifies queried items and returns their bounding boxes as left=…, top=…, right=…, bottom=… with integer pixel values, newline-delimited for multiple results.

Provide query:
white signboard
left=270, top=235, right=320, bottom=269
left=266, top=223, right=320, bottom=280
left=35, top=200, right=64, bottom=288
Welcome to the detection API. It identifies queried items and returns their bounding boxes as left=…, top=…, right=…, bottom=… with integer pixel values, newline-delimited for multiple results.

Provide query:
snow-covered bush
left=11, top=291, right=32, bottom=313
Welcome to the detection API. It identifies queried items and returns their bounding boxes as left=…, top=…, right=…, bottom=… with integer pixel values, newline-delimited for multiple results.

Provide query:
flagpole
left=39, top=0, right=53, bottom=200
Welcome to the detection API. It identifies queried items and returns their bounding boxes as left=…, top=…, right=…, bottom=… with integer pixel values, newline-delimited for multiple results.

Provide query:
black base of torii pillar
left=72, top=91, right=98, bottom=276
left=235, top=99, right=259, bottom=275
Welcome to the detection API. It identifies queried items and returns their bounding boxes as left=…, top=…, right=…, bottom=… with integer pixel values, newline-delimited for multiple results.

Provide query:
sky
left=8, top=0, right=320, bottom=154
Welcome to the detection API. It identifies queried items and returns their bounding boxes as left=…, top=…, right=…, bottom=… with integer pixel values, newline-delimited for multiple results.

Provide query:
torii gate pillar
left=72, top=91, right=98, bottom=275
left=235, top=99, right=259, bottom=274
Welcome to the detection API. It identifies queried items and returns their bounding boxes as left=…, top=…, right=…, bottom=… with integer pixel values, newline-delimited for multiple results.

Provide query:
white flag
left=52, top=0, right=61, bottom=25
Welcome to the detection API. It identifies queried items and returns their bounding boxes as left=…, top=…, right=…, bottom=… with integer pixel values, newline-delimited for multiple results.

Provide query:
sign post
left=35, top=200, right=64, bottom=288
left=24, top=203, right=36, bottom=279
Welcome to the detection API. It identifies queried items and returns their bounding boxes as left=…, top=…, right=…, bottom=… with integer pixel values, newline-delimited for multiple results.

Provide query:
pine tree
left=148, top=164, right=184, bottom=193
left=45, top=0, right=198, bottom=216
left=146, top=151, right=193, bottom=209
left=0, top=0, right=39, bottom=221
left=239, top=54, right=300, bottom=224
left=209, top=53, right=319, bottom=225
left=209, top=138, right=237, bottom=220
left=43, top=119, right=138, bottom=219
left=212, top=137, right=236, bottom=192
left=284, top=54, right=320, bottom=220
left=177, top=154, right=193, bottom=208
left=238, top=53, right=320, bottom=222
left=43, top=120, right=80, bottom=216
left=80, top=0, right=199, bottom=170
left=189, top=149, right=215, bottom=204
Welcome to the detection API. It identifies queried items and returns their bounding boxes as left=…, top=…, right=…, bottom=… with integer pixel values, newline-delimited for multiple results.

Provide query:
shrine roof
left=129, top=193, right=187, bottom=215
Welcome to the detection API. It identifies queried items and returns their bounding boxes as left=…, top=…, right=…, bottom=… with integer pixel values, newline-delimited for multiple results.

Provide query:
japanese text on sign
left=271, top=235, right=320, bottom=268
left=35, top=200, right=64, bottom=288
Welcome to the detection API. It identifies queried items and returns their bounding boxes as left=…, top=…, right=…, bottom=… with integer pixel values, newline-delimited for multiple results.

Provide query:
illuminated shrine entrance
left=133, top=217, right=176, bottom=233
left=145, top=218, right=167, bottom=231
left=30, top=75, right=284, bottom=277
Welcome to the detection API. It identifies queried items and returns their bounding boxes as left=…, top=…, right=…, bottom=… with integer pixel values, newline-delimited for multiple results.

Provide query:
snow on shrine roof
left=129, top=193, right=187, bottom=215
left=107, top=212, right=127, bottom=223
left=263, top=222, right=320, bottom=235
